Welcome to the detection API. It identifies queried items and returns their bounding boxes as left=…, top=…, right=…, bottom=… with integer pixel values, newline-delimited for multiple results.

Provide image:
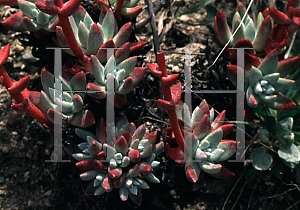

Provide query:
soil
left=1, top=0, right=300, bottom=209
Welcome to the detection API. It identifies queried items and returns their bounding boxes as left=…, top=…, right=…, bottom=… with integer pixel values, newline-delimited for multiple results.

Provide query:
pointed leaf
left=1, top=11, right=24, bottom=31
left=113, top=22, right=132, bottom=47
left=8, top=76, right=30, bottom=94
left=80, top=170, right=99, bottom=181
left=194, top=114, right=212, bottom=140
left=75, top=128, right=97, bottom=141
left=199, top=161, right=222, bottom=174
left=211, top=110, right=226, bottom=130
left=157, top=99, right=175, bottom=111
left=11, top=98, right=30, bottom=113
left=185, top=161, right=201, bottom=183
left=95, top=39, right=116, bottom=63
left=210, top=166, right=235, bottom=179
left=102, top=9, right=115, bottom=42
left=115, top=42, right=130, bottom=64
left=269, top=7, right=292, bottom=24
left=214, top=10, right=233, bottom=46
left=249, top=66, right=263, bottom=87
left=129, top=67, right=147, bottom=86
left=246, top=86, right=260, bottom=108
left=89, top=140, right=102, bottom=157
left=232, top=18, right=245, bottom=43
left=170, top=82, right=182, bottom=105
left=253, top=15, right=271, bottom=52
left=76, top=159, right=94, bottom=171
left=86, top=82, right=106, bottom=99
left=78, top=21, right=89, bottom=49
left=258, top=49, right=278, bottom=75
left=265, top=93, right=296, bottom=110
left=70, top=109, right=95, bottom=128
left=244, top=18, right=255, bottom=42
left=87, top=23, right=104, bottom=55
left=117, top=56, right=137, bottom=76
left=202, top=127, right=223, bottom=148
left=217, top=140, right=236, bottom=161
left=115, top=136, right=129, bottom=155
left=60, top=0, right=82, bottom=17
left=276, top=56, right=300, bottom=78
left=161, top=74, right=179, bottom=87
left=35, top=1, right=60, bottom=15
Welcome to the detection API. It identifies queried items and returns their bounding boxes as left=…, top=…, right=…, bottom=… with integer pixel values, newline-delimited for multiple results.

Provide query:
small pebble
left=2, top=146, right=9, bottom=154
left=14, top=44, right=24, bottom=53
left=23, top=171, right=30, bottom=182
left=0, top=190, right=6, bottom=196
left=172, top=66, right=180, bottom=73
left=44, top=190, right=52, bottom=197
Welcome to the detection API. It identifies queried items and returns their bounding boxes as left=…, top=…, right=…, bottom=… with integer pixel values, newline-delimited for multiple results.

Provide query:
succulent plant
left=96, top=0, right=143, bottom=20
left=86, top=53, right=146, bottom=106
left=265, top=0, right=300, bottom=34
left=72, top=117, right=164, bottom=205
left=253, top=117, right=300, bottom=170
left=165, top=100, right=236, bottom=183
left=1, top=0, right=59, bottom=33
left=245, top=50, right=296, bottom=110
left=28, top=69, right=95, bottom=128
left=54, top=6, right=145, bottom=60
left=214, top=2, right=272, bottom=55
left=257, top=117, right=295, bottom=145
left=0, top=44, right=54, bottom=129
left=51, top=6, right=147, bottom=106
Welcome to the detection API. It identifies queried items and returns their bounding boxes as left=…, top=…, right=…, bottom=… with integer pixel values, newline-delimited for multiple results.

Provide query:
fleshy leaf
left=258, top=49, right=278, bottom=75
left=278, top=143, right=300, bottom=163
left=250, top=148, right=273, bottom=171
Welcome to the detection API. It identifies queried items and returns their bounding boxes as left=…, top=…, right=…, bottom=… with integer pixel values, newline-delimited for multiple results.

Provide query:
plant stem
left=54, top=0, right=84, bottom=61
left=0, top=65, right=52, bottom=126
left=145, top=0, right=163, bottom=120
left=115, top=0, right=124, bottom=21
left=145, top=0, right=160, bottom=56
left=157, top=51, right=185, bottom=151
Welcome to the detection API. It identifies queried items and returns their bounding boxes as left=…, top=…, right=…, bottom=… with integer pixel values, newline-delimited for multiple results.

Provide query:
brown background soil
left=1, top=0, right=300, bottom=209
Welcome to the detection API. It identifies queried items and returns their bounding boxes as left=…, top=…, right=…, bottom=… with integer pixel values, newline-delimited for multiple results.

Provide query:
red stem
left=54, top=0, right=63, bottom=8
left=54, top=0, right=84, bottom=61
left=58, top=14, right=84, bottom=61
left=0, top=66, right=52, bottom=126
left=114, top=0, right=124, bottom=21
left=157, top=51, right=185, bottom=151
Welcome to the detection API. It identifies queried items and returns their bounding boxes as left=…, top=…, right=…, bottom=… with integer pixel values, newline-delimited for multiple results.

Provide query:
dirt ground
left=1, top=0, right=300, bottom=209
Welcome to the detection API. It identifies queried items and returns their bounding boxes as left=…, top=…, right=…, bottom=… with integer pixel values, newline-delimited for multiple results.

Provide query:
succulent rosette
left=96, top=0, right=143, bottom=19
left=165, top=100, right=236, bottom=183
left=245, top=50, right=296, bottom=110
left=55, top=6, right=145, bottom=59
left=72, top=117, right=164, bottom=205
left=214, top=2, right=272, bottom=55
left=28, top=69, right=95, bottom=128
left=54, top=6, right=146, bottom=106
left=1, top=0, right=59, bottom=32
left=86, top=53, right=145, bottom=105
left=262, top=0, right=300, bottom=53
